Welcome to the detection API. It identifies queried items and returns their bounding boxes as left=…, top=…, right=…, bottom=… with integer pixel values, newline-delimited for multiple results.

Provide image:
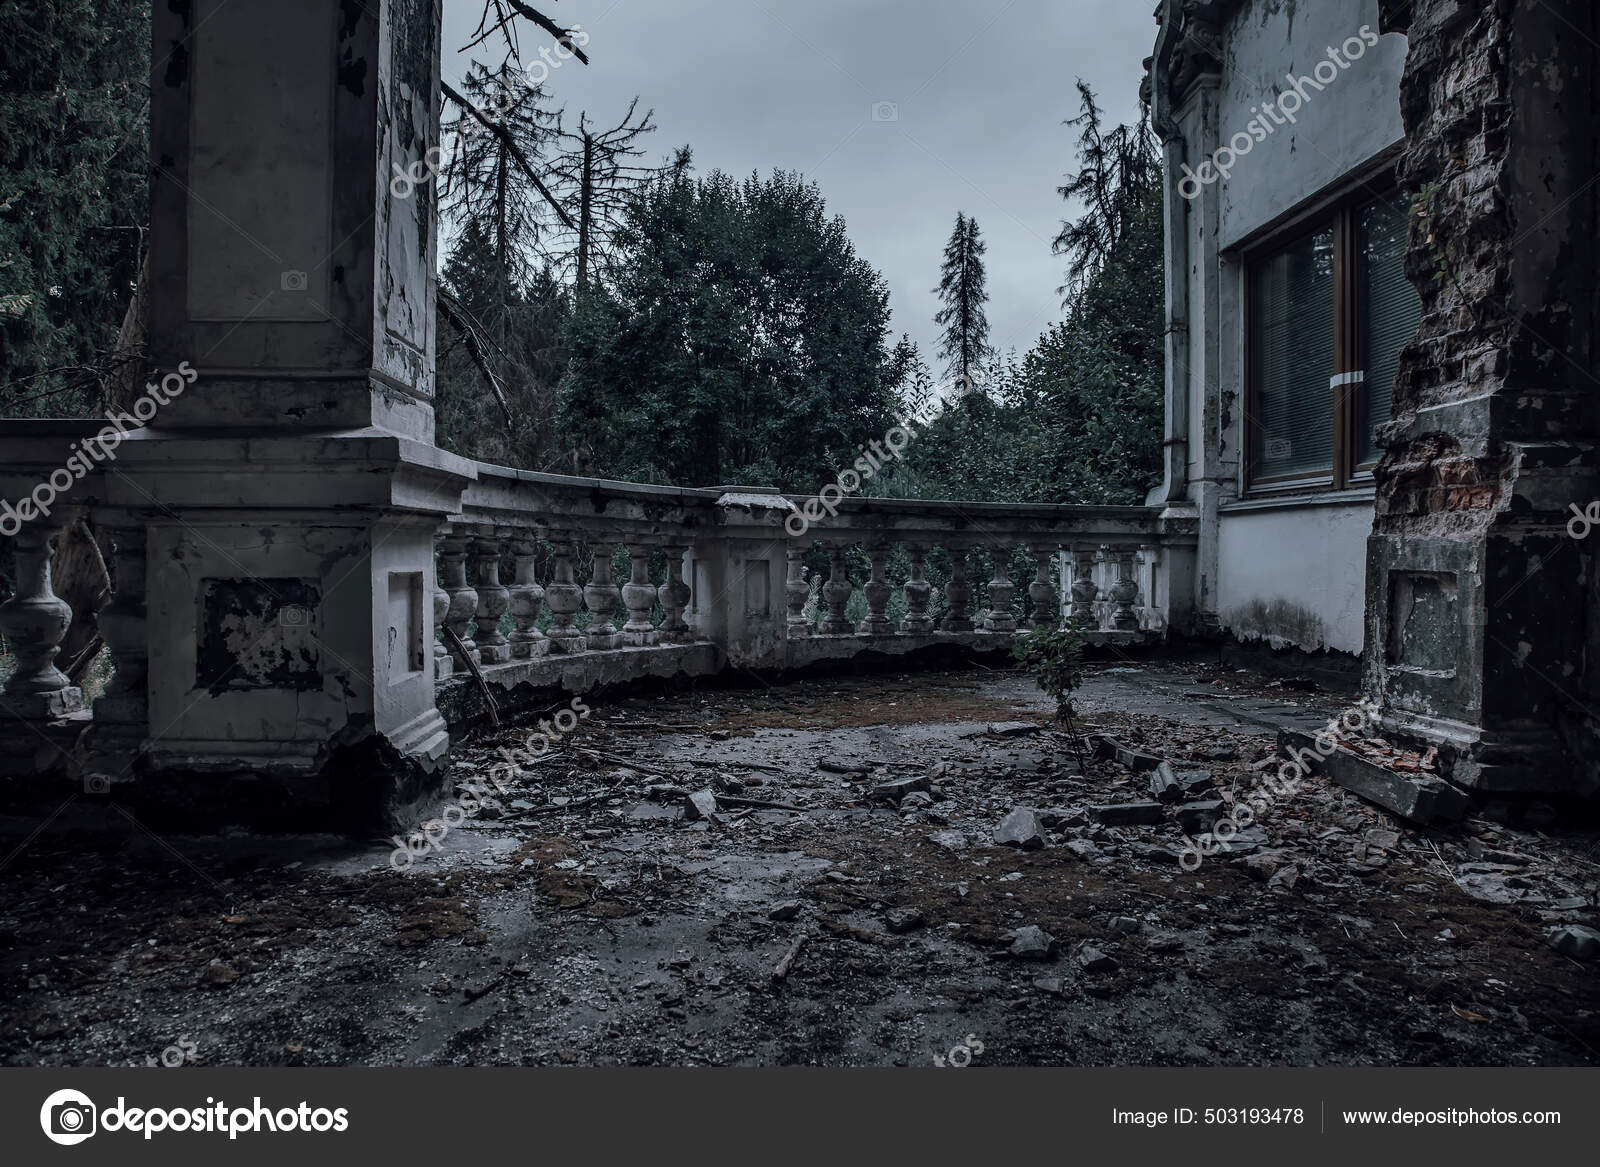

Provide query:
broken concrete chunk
left=1077, top=945, right=1117, bottom=973
left=995, top=807, right=1046, bottom=849
left=928, top=830, right=968, bottom=852
left=1007, top=925, right=1059, bottom=960
left=885, top=907, right=927, bottom=934
left=1546, top=924, right=1600, bottom=961
left=1148, top=762, right=1182, bottom=803
left=683, top=789, right=719, bottom=821
left=1092, top=801, right=1165, bottom=826
left=1064, top=839, right=1100, bottom=861
left=818, top=759, right=866, bottom=775
left=869, top=775, right=931, bottom=803
left=1277, top=728, right=1468, bottom=825
left=1039, top=807, right=1088, bottom=829
left=1175, top=800, right=1225, bottom=835
left=1365, top=828, right=1402, bottom=852
left=1175, top=769, right=1215, bottom=796
left=899, top=791, right=935, bottom=811
left=769, top=901, right=803, bottom=922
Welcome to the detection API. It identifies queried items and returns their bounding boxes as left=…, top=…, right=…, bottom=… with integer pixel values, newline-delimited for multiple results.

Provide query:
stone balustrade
left=0, top=434, right=1197, bottom=803
left=429, top=469, right=1195, bottom=718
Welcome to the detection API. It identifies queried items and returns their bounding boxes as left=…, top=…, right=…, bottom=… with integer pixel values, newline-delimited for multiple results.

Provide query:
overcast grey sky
left=441, top=0, right=1155, bottom=365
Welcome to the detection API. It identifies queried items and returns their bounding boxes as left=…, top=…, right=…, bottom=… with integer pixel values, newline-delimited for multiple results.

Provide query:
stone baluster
left=90, top=522, right=147, bottom=734
left=941, top=546, right=974, bottom=633
left=858, top=544, right=893, bottom=635
left=821, top=545, right=854, bottom=634
left=544, top=537, right=587, bottom=653
left=439, top=534, right=478, bottom=654
left=1069, top=544, right=1099, bottom=630
left=584, top=543, right=623, bottom=650
left=431, top=535, right=452, bottom=679
left=1028, top=547, right=1060, bottom=632
left=657, top=544, right=692, bottom=642
left=1110, top=545, right=1140, bottom=630
left=472, top=531, right=511, bottom=663
left=0, top=522, right=83, bottom=719
left=621, top=546, right=659, bottom=646
left=506, top=537, right=548, bottom=658
left=900, top=544, right=934, bottom=634
left=785, top=547, right=812, bottom=638
left=982, top=542, right=1017, bottom=633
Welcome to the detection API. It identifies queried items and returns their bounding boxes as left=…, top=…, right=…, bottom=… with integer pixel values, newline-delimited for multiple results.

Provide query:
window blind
left=1250, top=225, right=1337, bottom=480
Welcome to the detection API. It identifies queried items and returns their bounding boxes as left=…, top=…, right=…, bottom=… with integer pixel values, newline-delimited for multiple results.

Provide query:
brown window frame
left=1243, top=180, right=1409, bottom=494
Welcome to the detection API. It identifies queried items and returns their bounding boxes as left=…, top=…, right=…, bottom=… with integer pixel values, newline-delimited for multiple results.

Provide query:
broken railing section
left=434, top=473, right=1197, bottom=702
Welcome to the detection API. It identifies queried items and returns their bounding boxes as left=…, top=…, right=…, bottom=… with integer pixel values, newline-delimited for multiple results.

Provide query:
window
left=1245, top=186, right=1421, bottom=490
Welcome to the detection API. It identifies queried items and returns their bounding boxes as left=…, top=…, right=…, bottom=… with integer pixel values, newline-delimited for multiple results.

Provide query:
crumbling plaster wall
left=1368, top=0, right=1600, bottom=792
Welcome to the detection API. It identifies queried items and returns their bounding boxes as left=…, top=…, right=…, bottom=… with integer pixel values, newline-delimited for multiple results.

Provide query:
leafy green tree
left=932, top=212, right=992, bottom=388
left=558, top=168, right=900, bottom=490
left=1, top=0, right=149, bottom=416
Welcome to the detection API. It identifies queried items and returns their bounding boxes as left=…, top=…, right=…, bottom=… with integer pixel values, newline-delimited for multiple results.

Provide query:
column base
left=547, top=631, right=589, bottom=654
left=511, top=637, right=552, bottom=660
left=0, top=687, right=84, bottom=719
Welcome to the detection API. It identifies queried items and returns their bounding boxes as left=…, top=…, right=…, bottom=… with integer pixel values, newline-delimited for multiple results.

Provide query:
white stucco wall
left=1217, top=500, right=1372, bottom=653
left=1216, top=0, right=1408, bottom=248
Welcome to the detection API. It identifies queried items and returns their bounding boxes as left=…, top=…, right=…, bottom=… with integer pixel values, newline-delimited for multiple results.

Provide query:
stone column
left=821, top=545, right=855, bottom=635
left=982, top=543, right=1017, bottom=633
left=901, top=544, right=934, bottom=634
left=544, top=538, right=588, bottom=653
left=785, top=547, right=812, bottom=638
left=657, top=544, right=692, bottom=643
left=0, top=523, right=83, bottom=720
left=506, top=536, right=548, bottom=659
left=129, top=0, right=469, bottom=801
left=1028, top=549, right=1059, bottom=632
left=858, top=544, right=893, bottom=635
left=621, top=546, right=659, bottom=647
left=439, top=534, right=478, bottom=655
left=472, top=532, right=511, bottom=663
left=1070, top=544, right=1100, bottom=630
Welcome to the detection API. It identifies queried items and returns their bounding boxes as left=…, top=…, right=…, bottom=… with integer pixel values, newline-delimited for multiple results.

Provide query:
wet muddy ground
left=2, top=661, right=1597, bottom=1067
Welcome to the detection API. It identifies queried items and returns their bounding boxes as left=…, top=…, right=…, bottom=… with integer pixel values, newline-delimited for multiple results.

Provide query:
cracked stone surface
left=1, top=661, right=1597, bottom=1066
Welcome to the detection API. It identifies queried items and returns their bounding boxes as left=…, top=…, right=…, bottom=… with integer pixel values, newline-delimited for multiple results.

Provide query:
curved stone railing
left=436, top=460, right=1198, bottom=720
left=0, top=431, right=1196, bottom=790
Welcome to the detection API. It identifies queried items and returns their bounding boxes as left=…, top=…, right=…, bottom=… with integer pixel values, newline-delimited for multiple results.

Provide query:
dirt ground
left=2, top=661, right=1598, bottom=1067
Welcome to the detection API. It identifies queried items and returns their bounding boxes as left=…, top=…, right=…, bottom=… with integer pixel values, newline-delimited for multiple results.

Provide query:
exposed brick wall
left=1373, top=0, right=1518, bottom=533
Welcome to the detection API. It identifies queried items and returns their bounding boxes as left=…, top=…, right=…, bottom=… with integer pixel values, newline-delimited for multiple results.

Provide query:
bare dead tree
left=543, top=100, right=660, bottom=292
left=464, top=1, right=590, bottom=67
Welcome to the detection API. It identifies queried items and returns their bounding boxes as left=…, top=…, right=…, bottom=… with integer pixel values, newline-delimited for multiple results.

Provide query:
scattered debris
left=1007, top=926, right=1059, bottom=960
left=771, top=932, right=808, bottom=982
left=1546, top=924, right=1600, bottom=961
left=994, top=807, right=1046, bottom=850
left=1277, top=728, right=1468, bottom=824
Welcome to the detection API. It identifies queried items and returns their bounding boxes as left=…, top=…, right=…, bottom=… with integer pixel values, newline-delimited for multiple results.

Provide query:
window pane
left=1250, top=224, right=1336, bottom=480
left=1358, top=190, right=1421, bottom=465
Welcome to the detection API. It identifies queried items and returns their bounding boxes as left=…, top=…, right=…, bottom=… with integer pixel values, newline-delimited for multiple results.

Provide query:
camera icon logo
left=1264, top=436, right=1292, bottom=460
left=278, top=604, right=312, bottom=628
left=870, top=101, right=899, bottom=122
left=40, top=1088, right=97, bottom=1145
left=280, top=270, right=308, bottom=292
left=83, top=773, right=111, bottom=795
